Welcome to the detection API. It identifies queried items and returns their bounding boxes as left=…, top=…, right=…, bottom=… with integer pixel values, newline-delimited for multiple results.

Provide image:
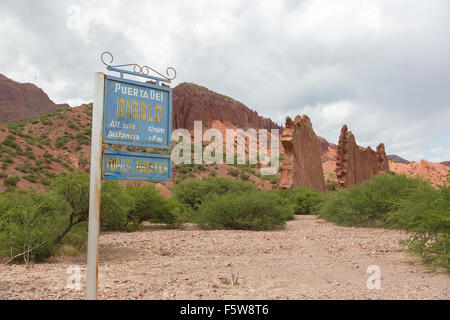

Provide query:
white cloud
left=0, top=0, right=449, bottom=162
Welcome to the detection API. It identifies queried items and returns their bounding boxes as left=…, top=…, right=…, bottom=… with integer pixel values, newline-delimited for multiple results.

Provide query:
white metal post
left=86, top=72, right=105, bottom=300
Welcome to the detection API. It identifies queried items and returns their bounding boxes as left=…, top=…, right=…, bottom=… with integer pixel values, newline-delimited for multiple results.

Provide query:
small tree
left=0, top=190, right=69, bottom=263
left=52, top=171, right=90, bottom=244
left=100, top=180, right=130, bottom=231
left=125, top=183, right=178, bottom=226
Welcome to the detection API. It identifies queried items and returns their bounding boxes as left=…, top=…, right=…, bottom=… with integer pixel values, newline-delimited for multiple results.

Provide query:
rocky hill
left=387, top=154, right=411, bottom=164
left=173, top=83, right=281, bottom=131
left=440, top=161, right=450, bottom=168
left=0, top=76, right=448, bottom=192
left=0, top=74, right=68, bottom=122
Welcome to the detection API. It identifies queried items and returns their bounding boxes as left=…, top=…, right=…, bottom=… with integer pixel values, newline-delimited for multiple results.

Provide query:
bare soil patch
left=0, top=216, right=448, bottom=300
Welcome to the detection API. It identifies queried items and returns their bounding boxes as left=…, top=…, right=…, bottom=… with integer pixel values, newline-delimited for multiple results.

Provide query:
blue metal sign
left=102, top=149, right=172, bottom=181
left=102, top=75, right=172, bottom=149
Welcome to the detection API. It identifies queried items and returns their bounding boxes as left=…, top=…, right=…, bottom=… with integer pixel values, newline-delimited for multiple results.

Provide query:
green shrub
left=55, top=136, right=68, bottom=148
left=100, top=180, right=130, bottom=231
left=317, top=174, right=429, bottom=227
left=196, top=191, right=294, bottom=230
left=23, top=174, right=39, bottom=183
left=227, top=168, right=240, bottom=177
left=0, top=191, right=69, bottom=263
left=67, top=121, right=79, bottom=130
left=2, top=155, right=14, bottom=164
left=173, top=177, right=257, bottom=212
left=4, top=176, right=19, bottom=187
left=43, top=151, right=53, bottom=158
left=279, top=186, right=322, bottom=214
left=40, top=116, right=52, bottom=125
left=177, top=164, right=193, bottom=174
left=26, top=152, right=36, bottom=160
left=75, top=133, right=90, bottom=145
left=125, top=184, right=179, bottom=227
left=261, top=174, right=280, bottom=185
left=326, top=182, right=340, bottom=192
left=2, top=134, right=19, bottom=149
left=51, top=171, right=90, bottom=244
left=386, top=179, right=450, bottom=272
left=209, top=170, right=217, bottom=178
left=317, top=173, right=449, bottom=272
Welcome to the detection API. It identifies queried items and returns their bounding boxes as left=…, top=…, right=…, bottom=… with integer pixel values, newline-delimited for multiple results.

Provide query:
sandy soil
left=0, top=216, right=448, bottom=300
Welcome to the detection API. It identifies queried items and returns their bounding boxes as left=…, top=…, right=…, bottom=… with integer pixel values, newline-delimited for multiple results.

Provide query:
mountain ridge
left=0, top=73, right=68, bottom=122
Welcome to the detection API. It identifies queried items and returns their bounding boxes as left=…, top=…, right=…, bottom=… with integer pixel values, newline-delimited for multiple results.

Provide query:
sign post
left=86, top=72, right=105, bottom=300
left=86, top=53, right=175, bottom=299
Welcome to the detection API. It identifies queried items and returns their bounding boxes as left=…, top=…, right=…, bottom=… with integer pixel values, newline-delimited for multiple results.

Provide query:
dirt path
left=0, top=216, right=448, bottom=300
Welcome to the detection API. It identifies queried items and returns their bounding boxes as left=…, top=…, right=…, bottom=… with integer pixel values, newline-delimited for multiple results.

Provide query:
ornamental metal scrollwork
left=101, top=51, right=176, bottom=82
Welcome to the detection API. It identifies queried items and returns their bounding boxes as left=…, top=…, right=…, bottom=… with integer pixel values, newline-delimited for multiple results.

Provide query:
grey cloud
left=0, top=0, right=449, bottom=161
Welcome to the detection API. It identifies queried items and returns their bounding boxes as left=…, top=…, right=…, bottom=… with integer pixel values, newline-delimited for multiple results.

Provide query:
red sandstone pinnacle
left=336, top=125, right=390, bottom=188
left=279, top=115, right=326, bottom=192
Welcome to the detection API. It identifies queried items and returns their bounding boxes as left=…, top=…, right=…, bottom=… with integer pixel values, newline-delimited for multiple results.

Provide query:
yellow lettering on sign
left=116, top=98, right=164, bottom=124
left=148, top=104, right=153, bottom=122
left=132, top=101, right=139, bottom=120
left=155, top=105, right=162, bottom=123
left=140, top=102, right=146, bottom=121
left=117, top=98, right=125, bottom=117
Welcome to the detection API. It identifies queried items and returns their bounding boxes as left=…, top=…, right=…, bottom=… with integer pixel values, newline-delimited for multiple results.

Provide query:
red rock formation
left=387, top=154, right=411, bottom=164
left=376, top=143, right=389, bottom=172
left=336, top=125, right=389, bottom=188
left=172, top=82, right=281, bottom=131
left=440, top=161, right=450, bottom=168
left=279, top=115, right=326, bottom=192
left=0, top=74, right=68, bottom=122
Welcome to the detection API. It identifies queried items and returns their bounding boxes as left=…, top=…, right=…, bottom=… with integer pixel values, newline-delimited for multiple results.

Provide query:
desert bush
left=317, top=173, right=449, bottom=272
left=317, top=174, right=429, bottom=227
left=279, top=186, right=322, bottom=214
left=124, top=184, right=179, bottom=227
left=4, top=176, right=19, bottom=187
left=39, top=115, right=52, bottom=125
left=2, top=134, right=20, bottom=150
left=0, top=190, right=69, bottom=263
left=261, top=174, right=280, bottom=185
left=228, top=168, right=240, bottom=177
left=240, top=173, right=250, bottom=181
left=55, top=136, right=68, bottom=148
left=386, top=178, right=450, bottom=272
left=326, top=182, right=341, bottom=192
left=75, top=133, right=90, bottom=145
left=100, top=180, right=130, bottom=231
left=196, top=191, right=294, bottom=230
left=43, top=151, right=53, bottom=158
left=23, top=174, right=39, bottom=183
left=173, top=177, right=257, bottom=212
left=51, top=171, right=90, bottom=244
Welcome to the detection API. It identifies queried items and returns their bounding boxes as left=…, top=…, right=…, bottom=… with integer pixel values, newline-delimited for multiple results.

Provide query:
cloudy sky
left=0, top=0, right=449, bottom=162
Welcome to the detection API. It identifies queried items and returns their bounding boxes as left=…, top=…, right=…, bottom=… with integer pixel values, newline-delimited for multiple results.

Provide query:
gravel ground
left=0, top=216, right=448, bottom=300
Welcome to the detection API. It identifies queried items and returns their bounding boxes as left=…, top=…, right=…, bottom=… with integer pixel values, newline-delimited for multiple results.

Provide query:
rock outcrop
left=387, top=154, right=411, bottom=164
left=279, top=115, right=326, bottom=192
left=0, top=74, right=68, bottom=122
left=172, top=82, right=281, bottom=131
left=336, top=125, right=389, bottom=187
